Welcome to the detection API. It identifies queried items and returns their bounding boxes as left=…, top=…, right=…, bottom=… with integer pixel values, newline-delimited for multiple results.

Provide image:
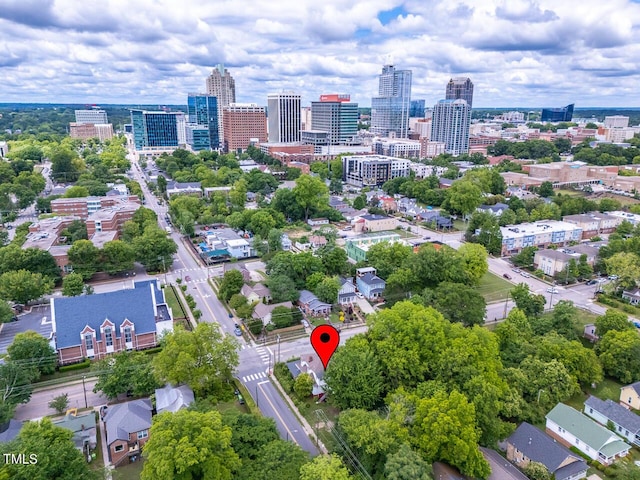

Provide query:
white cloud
left=1, top=0, right=640, bottom=107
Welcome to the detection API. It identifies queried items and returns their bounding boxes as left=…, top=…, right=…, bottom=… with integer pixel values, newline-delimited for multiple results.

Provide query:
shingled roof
left=103, top=399, right=152, bottom=446
left=585, top=395, right=640, bottom=433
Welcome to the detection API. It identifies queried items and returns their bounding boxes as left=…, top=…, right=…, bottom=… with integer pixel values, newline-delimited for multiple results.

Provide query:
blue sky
left=0, top=0, right=639, bottom=108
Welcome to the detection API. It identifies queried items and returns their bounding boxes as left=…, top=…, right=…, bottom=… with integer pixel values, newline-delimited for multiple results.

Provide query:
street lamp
left=255, top=385, right=259, bottom=408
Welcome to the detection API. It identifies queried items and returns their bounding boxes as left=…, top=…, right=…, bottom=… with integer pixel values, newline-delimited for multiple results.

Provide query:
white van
left=165, top=226, right=172, bottom=233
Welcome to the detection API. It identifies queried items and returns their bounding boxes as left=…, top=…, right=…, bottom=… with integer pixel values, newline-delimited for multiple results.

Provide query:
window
left=575, top=439, right=580, bottom=445
left=589, top=408, right=593, bottom=414
left=124, top=327, right=132, bottom=343
left=85, top=334, right=93, bottom=351
left=629, top=397, right=633, bottom=404
left=114, top=445, right=124, bottom=452
left=137, top=430, right=148, bottom=439
left=104, top=328, right=113, bottom=347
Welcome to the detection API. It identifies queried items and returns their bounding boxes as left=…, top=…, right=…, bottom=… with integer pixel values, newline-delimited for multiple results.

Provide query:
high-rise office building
left=75, top=109, right=108, bottom=124
left=430, top=99, right=471, bottom=156
left=446, top=77, right=474, bottom=108
left=130, top=110, right=180, bottom=150
left=223, top=103, right=267, bottom=153
left=267, top=93, right=301, bottom=143
left=409, top=100, right=426, bottom=118
left=541, top=104, right=574, bottom=122
left=370, top=65, right=412, bottom=138
left=310, top=94, right=358, bottom=144
left=187, top=94, right=219, bottom=149
left=205, top=64, right=236, bottom=143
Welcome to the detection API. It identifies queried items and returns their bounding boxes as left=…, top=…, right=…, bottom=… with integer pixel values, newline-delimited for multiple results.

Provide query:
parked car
left=520, top=272, right=530, bottom=278
left=234, top=389, right=245, bottom=405
left=608, top=275, right=619, bottom=280
left=185, top=276, right=191, bottom=282
left=503, top=273, right=512, bottom=280
left=356, top=292, right=364, bottom=298
left=634, top=322, right=640, bottom=329
left=234, top=324, right=242, bottom=336
left=512, top=268, right=521, bottom=273
left=586, top=279, right=598, bottom=285
left=546, top=287, right=559, bottom=294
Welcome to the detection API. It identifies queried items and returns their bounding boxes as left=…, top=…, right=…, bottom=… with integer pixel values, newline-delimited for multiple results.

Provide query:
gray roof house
left=53, top=412, right=98, bottom=454
left=545, top=403, right=630, bottom=465
left=478, top=203, right=510, bottom=216
left=103, top=398, right=152, bottom=466
left=253, top=301, right=293, bottom=325
left=338, top=278, right=356, bottom=305
left=507, top=422, right=588, bottom=480
left=166, top=181, right=202, bottom=197
left=155, top=384, right=195, bottom=414
left=298, top=290, right=331, bottom=316
left=584, top=396, right=640, bottom=447
left=356, top=272, right=386, bottom=300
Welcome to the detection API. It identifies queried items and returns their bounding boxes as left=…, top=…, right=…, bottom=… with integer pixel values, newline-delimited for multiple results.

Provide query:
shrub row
left=58, top=359, right=91, bottom=372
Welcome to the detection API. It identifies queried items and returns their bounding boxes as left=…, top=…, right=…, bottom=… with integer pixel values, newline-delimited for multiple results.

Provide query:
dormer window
left=104, top=327, right=113, bottom=347
left=124, top=327, right=132, bottom=343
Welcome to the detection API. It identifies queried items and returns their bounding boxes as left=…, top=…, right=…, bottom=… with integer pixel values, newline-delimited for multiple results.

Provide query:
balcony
left=128, top=442, right=140, bottom=453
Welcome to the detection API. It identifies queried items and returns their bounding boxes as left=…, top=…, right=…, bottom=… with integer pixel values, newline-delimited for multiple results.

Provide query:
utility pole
left=277, top=334, right=281, bottom=364
left=82, top=375, right=88, bottom=409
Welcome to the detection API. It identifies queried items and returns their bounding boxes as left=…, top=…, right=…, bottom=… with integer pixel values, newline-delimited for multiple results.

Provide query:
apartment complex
left=372, top=138, right=421, bottom=158
left=562, top=213, right=622, bottom=239
left=51, top=195, right=141, bottom=220
left=342, top=154, right=410, bottom=187
left=431, top=99, right=471, bottom=155
left=371, top=64, right=412, bottom=138
left=500, top=220, right=583, bottom=256
left=267, top=93, right=301, bottom=143
left=222, top=103, right=267, bottom=153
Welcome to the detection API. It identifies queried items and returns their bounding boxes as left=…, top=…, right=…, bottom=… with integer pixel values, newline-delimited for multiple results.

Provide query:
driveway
left=356, top=298, right=375, bottom=315
left=0, top=305, right=53, bottom=354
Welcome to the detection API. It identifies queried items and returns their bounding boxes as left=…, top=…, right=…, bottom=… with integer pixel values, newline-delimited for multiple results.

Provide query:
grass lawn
left=556, top=189, right=586, bottom=197
left=453, top=219, right=467, bottom=232
left=475, top=272, right=514, bottom=303
left=112, top=459, right=144, bottom=480
left=565, top=377, right=624, bottom=412
left=163, top=286, right=186, bottom=318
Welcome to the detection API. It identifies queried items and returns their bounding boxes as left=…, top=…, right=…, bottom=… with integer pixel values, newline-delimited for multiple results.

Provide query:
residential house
left=155, top=384, right=195, bottom=414
left=584, top=396, right=640, bottom=447
left=103, top=398, right=152, bottom=467
left=545, top=403, right=630, bottom=465
left=281, top=234, right=292, bottom=251
left=309, top=235, right=328, bottom=250
left=298, top=290, right=332, bottom=316
left=286, top=352, right=327, bottom=399
left=378, top=196, right=398, bottom=212
left=622, top=288, right=640, bottom=306
left=477, top=203, right=510, bottom=216
left=252, top=301, right=293, bottom=325
left=422, top=211, right=453, bottom=229
left=51, top=280, right=173, bottom=365
left=584, top=324, right=599, bottom=342
left=338, top=278, right=357, bottom=305
left=240, top=283, right=272, bottom=304
left=205, top=230, right=251, bottom=259
left=620, top=381, right=640, bottom=410
left=480, top=448, right=531, bottom=480
left=507, top=422, right=588, bottom=480
left=307, top=218, right=329, bottom=227
left=439, top=178, right=454, bottom=189
left=223, top=264, right=251, bottom=282
left=53, top=412, right=98, bottom=457
left=356, top=271, right=386, bottom=300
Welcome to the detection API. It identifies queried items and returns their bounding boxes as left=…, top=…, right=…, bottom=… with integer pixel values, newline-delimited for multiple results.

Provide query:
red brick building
left=222, top=104, right=267, bottom=153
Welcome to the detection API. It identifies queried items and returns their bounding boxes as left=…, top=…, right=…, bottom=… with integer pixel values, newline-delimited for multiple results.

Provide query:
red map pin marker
left=310, top=324, right=340, bottom=369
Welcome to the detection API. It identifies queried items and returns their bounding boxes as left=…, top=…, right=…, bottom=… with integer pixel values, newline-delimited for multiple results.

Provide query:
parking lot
left=0, top=305, right=53, bottom=354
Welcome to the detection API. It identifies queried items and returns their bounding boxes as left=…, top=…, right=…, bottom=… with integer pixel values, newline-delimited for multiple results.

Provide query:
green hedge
left=274, top=362, right=294, bottom=394
left=142, top=346, right=163, bottom=355
left=58, top=359, right=91, bottom=372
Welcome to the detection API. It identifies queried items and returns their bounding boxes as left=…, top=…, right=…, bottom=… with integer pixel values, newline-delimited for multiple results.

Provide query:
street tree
left=92, top=351, right=160, bottom=400
left=510, top=283, right=546, bottom=318
left=425, top=282, right=486, bottom=326
left=7, top=330, right=56, bottom=377
left=218, top=269, right=245, bottom=302
left=239, top=440, right=309, bottom=480
left=132, top=225, right=177, bottom=272
left=0, top=301, right=15, bottom=324
left=458, top=243, right=488, bottom=285
left=293, top=175, right=329, bottom=221
left=0, top=418, right=95, bottom=480
left=0, top=269, right=53, bottom=305
left=384, top=443, right=432, bottom=480
left=300, top=455, right=352, bottom=480
left=605, top=252, right=640, bottom=290
left=510, top=246, right=537, bottom=269
left=595, top=309, right=633, bottom=337
left=141, top=409, right=240, bottom=480
left=67, top=240, right=100, bottom=280
left=221, top=413, right=279, bottom=461
left=324, top=335, right=385, bottom=410
left=597, top=329, right=640, bottom=384
left=153, top=323, right=239, bottom=397
left=48, top=394, right=70, bottom=414
left=62, top=272, right=85, bottom=297
left=101, top=240, right=135, bottom=275
left=465, top=211, right=503, bottom=255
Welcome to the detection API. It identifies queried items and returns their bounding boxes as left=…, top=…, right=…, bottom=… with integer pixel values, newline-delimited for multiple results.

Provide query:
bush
left=274, top=362, right=294, bottom=393
left=247, top=319, right=264, bottom=335
left=181, top=285, right=187, bottom=292
left=58, top=359, right=91, bottom=372
left=193, top=309, right=202, bottom=319
left=142, top=346, right=163, bottom=355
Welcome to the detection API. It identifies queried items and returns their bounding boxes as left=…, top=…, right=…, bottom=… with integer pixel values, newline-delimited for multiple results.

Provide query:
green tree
left=443, top=180, right=483, bottom=218
left=314, top=277, right=340, bottom=304
left=249, top=210, right=277, bottom=238
left=0, top=418, right=95, bottom=480
left=549, top=300, right=579, bottom=339
left=7, top=330, right=56, bottom=377
left=294, top=372, right=314, bottom=400
left=384, top=443, right=432, bottom=480
left=465, top=211, right=502, bottom=255
left=352, top=195, right=366, bottom=210
left=239, top=440, right=309, bottom=480
left=141, top=409, right=240, bottom=480
left=132, top=226, right=177, bottom=272
left=269, top=274, right=300, bottom=303
left=605, top=252, right=640, bottom=289
left=92, top=351, right=159, bottom=400
left=511, top=246, right=537, bottom=268
left=425, top=282, right=486, bottom=326
left=458, top=243, right=488, bottom=285
left=293, top=174, right=329, bottom=221
left=221, top=413, right=279, bottom=461
left=0, top=301, right=14, bottom=324
left=595, top=309, right=633, bottom=337
left=300, top=454, right=352, bottom=480
left=272, top=306, right=294, bottom=329
left=0, top=361, right=35, bottom=424
left=537, top=181, right=554, bottom=197
left=365, top=242, right=413, bottom=279
left=411, top=390, right=490, bottom=478
left=48, top=393, right=69, bottom=414
left=63, top=185, right=90, bottom=198
left=319, top=247, right=348, bottom=276
left=153, top=323, right=239, bottom=397
left=597, top=329, right=640, bottom=384
left=310, top=162, right=329, bottom=180
left=0, top=269, right=53, bottom=304
left=324, top=335, right=384, bottom=410
left=101, top=240, right=135, bottom=275
left=218, top=269, right=245, bottom=302
left=67, top=239, right=100, bottom=280
left=536, top=332, right=603, bottom=387
left=62, top=272, right=85, bottom=297
left=510, top=283, right=546, bottom=318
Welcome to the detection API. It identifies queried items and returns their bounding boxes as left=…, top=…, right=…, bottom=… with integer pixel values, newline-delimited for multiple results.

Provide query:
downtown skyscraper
left=445, top=77, right=474, bottom=108
left=310, top=94, right=358, bottom=144
left=370, top=64, right=412, bottom=138
left=187, top=93, right=219, bottom=150
left=430, top=77, right=474, bottom=156
left=205, top=64, right=236, bottom=145
left=267, top=93, right=301, bottom=143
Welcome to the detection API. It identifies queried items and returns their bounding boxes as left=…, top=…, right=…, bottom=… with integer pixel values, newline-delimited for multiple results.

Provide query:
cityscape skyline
left=1, top=1, right=640, bottom=107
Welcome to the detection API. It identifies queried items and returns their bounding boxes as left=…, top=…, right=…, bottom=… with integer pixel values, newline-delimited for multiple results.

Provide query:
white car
left=356, top=292, right=364, bottom=299
left=546, top=287, right=559, bottom=294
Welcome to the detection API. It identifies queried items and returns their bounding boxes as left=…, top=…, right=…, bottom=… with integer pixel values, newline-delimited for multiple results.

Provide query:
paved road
left=0, top=305, right=53, bottom=354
